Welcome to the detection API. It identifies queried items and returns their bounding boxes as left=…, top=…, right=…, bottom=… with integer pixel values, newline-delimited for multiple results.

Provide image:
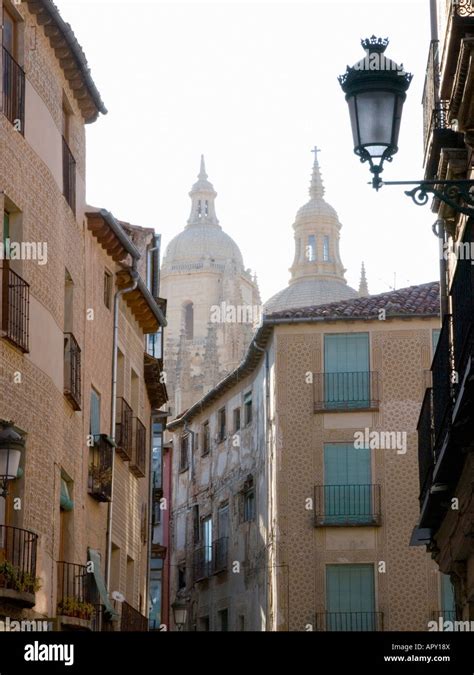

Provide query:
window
left=184, top=302, right=193, bottom=340
left=179, top=435, right=189, bottom=472
left=3, top=7, right=16, bottom=56
left=244, top=392, right=252, bottom=425
left=60, top=477, right=74, bottom=512
left=217, top=503, right=229, bottom=540
left=126, top=556, right=135, bottom=603
left=90, top=388, right=101, bottom=438
left=147, top=329, right=163, bottom=359
left=104, top=269, right=113, bottom=309
left=306, top=234, right=316, bottom=262
left=202, top=421, right=210, bottom=455
left=440, top=574, right=456, bottom=619
left=243, top=489, right=255, bottom=522
left=323, top=443, right=372, bottom=524
left=178, top=563, right=186, bottom=591
left=217, top=408, right=226, bottom=443
left=323, top=235, right=330, bottom=261
left=233, top=407, right=241, bottom=432
left=193, top=505, right=200, bottom=544
left=199, top=616, right=209, bottom=631
left=432, top=328, right=441, bottom=356
left=218, top=609, right=228, bottom=632
left=326, top=564, right=376, bottom=631
left=324, top=333, right=370, bottom=409
left=202, top=516, right=212, bottom=568
left=149, top=557, right=163, bottom=630
left=2, top=8, right=24, bottom=134
left=62, top=101, right=76, bottom=213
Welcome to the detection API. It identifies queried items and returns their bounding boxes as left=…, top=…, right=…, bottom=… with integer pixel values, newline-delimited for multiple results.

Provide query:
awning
left=87, top=548, right=119, bottom=621
left=60, top=478, right=74, bottom=512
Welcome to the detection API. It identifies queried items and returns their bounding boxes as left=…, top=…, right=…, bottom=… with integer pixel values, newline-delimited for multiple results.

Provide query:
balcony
left=193, top=546, right=212, bottom=582
left=417, top=388, right=434, bottom=507
left=62, top=137, right=76, bottom=214
left=193, top=538, right=229, bottom=582
left=313, top=485, right=381, bottom=527
left=2, top=46, right=25, bottom=133
left=0, top=525, right=38, bottom=607
left=56, top=561, right=95, bottom=630
left=450, top=226, right=474, bottom=378
left=431, top=315, right=453, bottom=452
left=422, top=40, right=461, bottom=179
left=1, top=266, right=29, bottom=352
left=64, top=333, right=81, bottom=410
left=130, top=417, right=146, bottom=478
left=313, top=371, right=379, bottom=412
left=212, top=537, right=228, bottom=574
left=120, top=600, right=148, bottom=631
left=115, top=397, right=133, bottom=461
left=88, top=434, right=113, bottom=502
left=315, top=612, right=384, bottom=631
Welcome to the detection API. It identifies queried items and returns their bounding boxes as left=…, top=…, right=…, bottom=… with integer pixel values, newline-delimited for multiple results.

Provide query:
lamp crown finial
left=361, top=36, right=389, bottom=53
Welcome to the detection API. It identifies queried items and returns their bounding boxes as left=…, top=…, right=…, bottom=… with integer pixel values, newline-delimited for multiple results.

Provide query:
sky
left=55, top=0, right=440, bottom=303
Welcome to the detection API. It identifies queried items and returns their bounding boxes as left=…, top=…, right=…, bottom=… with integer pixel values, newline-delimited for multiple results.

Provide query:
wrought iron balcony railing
left=2, top=46, right=25, bottom=133
left=130, top=417, right=146, bottom=478
left=0, top=525, right=38, bottom=596
left=193, top=538, right=229, bottom=582
left=56, top=561, right=93, bottom=621
left=120, top=600, right=148, bottom=631
left=212, top=537, right=228, bottom=574
left=313, top=371, right=379, bottom=412
left=116, top=397, right=133, bottom=461
left=417, top=388, right=435, bottom=506
left=315, top=611, right=384, bottom=631
left=88, top=434, right=113, bottom=502
left=450, top=224, right=474, bottom=378
left=62, top=137, right=76, bottom=214
left=422, top=40, right=450, bottom=167
left=1, top=266, right=30, bottom=352
left=314, top=485, right=381, bottom=526
left=64, top=332, right=81, bottom=410
left=431, top=314, right=454, bottom=453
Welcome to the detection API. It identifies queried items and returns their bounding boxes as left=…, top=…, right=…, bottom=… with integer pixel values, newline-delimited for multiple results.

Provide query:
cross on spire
left=309, top=145, right=324, bottom=198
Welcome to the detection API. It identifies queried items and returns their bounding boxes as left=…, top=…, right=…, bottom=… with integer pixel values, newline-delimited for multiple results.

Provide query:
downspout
left=105, top=257, right=139, bottom=589
left=252, top=338, right=272, bottom=630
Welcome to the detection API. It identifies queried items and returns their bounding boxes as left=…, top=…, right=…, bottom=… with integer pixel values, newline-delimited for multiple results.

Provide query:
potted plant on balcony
left=88, top=463, right=112, bottom=491
left=58, top=596, right=95, bottom=621
left=0, top=560, right=41, bottom=594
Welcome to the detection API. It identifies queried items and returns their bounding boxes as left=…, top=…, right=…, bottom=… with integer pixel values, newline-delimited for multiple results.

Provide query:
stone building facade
left=160, top=157, right=261, bottom=417
left=168, top=283, right=448, bottom=631
left=0, top=0, right=166, bottom=630
left=414, top=0, right=474, bottom=623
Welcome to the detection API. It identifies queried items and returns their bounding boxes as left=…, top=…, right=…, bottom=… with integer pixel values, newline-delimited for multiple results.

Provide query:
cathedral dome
left=163, top=224, right=244, bottom=268
left=264, top=147, right=358, bottom=314
left=162, top=156, right=244, bottom=272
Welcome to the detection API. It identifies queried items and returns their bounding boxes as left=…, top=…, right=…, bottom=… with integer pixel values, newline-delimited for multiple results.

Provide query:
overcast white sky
left=55, top=0, right=440, bottom=303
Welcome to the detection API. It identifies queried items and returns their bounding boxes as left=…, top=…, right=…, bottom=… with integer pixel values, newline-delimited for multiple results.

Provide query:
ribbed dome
left=163, top=224, right=244, bottom=268
left=162, top=156, right=245, bottom=272
left=264, top=147, right=358, bottom=313
left=265, top=278, right=358, bottom=314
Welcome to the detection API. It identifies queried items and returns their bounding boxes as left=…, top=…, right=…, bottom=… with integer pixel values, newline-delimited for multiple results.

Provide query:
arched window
left=184, top=302, right=194, bottom=340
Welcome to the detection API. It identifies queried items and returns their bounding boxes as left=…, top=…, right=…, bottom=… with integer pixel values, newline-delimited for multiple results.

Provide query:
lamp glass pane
left=356, top=91, right=397, bottom=155
left=0, top=448, right=21, bottom=480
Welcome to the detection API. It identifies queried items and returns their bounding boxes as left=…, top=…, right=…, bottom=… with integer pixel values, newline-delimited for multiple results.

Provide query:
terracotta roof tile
left=265, top=281, right=440, bottom=320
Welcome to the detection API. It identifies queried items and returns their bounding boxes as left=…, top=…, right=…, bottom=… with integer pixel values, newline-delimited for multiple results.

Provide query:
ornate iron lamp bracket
left=375, top=179, right=474, bottom=217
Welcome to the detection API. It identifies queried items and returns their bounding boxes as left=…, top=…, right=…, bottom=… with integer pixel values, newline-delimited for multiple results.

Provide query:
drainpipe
left=105, top=257, right=139, bottom=590
left=252, top=338, right=272, bottom=630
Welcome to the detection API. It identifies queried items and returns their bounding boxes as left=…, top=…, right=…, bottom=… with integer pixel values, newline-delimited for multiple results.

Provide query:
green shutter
left=326, top=564, right=375, bottom=630
left=441, top=574, right=456, bottom=616
left=324, top=333, right=370, bottom=408
left=90, top=389, right=101, bottom=438
left=324, top=443, right=371, bottom=524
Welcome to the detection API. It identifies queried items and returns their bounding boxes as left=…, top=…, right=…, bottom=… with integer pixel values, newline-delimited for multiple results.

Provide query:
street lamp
left=338, top=36, right=412, bottom=190
left=339, top=37, right=474, bottom=216
left=171, top=600, right=188, bottom=631
left=0, top=422, right=24, bottom=498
